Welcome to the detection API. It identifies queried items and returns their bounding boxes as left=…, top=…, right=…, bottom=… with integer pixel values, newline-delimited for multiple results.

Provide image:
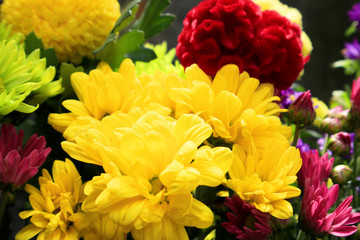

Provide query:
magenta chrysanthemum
left=0, top=124, right=51, bottom=187
left=351, top=76, right=360, bottom=114
left=300, top=180, right=360, bottom=237
left=222, top=195, right=272, bottom=240
left=297, top=149, right=334, bottom=190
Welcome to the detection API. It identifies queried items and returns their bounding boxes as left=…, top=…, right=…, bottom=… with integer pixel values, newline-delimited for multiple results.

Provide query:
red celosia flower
left=0, top=124, right=51, bottom=187
left=176, top=0, right=305, bottom=90
left=297, top=150, right=334, bottom=190
left=255, top=10, right=304, bottom=89
left=300, top=180, right=360, bottom=237
left=288, top=90, right=316, bottom=126
left=222, top=195, right=272, bottom=240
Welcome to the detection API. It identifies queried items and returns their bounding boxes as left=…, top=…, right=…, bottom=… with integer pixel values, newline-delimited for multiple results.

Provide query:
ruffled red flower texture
left=176, top=0, right=306, bottom=90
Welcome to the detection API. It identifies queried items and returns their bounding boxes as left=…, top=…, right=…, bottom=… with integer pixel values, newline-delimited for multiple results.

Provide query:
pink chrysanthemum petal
left=0, top=123, right=50, bottom=187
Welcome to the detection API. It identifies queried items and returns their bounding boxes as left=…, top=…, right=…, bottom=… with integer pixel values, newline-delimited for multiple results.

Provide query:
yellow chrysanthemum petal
left=167, top=194, right=214, bottom=229
left=17, top=159, right=92, bottom=239
left=15, top=224, right=43, bottom=240
left=228, top=140, right=302, bottom=219
left=169, top=64, right=291, bottom=154
left=312, top=97, right=329, bottom=127
left=71, top=111, right=231, bottom=238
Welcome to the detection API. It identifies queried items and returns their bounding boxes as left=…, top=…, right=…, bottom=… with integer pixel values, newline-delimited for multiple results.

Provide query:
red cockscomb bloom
left=176, top=0, right=305, bottom=90
left=222, top=195, right=272, bottom=240
left=255, top=10, right=304, bottom=89
left=300, top=180, right=360, bottom=237
left=0, top=124, right=51, bottom=187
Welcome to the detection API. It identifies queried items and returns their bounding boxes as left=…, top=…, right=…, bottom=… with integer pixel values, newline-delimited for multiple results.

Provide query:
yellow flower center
left=150, top=178, right=165, bottom=195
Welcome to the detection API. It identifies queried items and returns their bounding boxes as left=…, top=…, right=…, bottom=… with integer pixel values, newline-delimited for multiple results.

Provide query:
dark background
left=141, top=0, right=359, bottom=103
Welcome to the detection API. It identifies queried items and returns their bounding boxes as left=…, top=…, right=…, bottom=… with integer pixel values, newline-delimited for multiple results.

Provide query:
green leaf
left=24, top=32, right=43, bottom=54
left=143, top=14, right=174, bottom=39
left=125, top=46, right=156, bottom=62
left=24, top=32, right=59, bottom=67
left=329, top=90, right=351, bottom=109
left=333, top=59, right=360, bottom=76
left=133, top=0, right=175, bottom=39
left=41, top=48, right=58, bottom=68
left=93, top=33, right=118, bottom=54
left=345, top=21, right=358, bottom=37
left=59, top=63, right=84, bottom=98
left=300, top=128, right=323, bottom=140
left=93, top=0, right=141, bottom=55
left=113, top=0, right=141, bottom=32
left=96, top=30, right=145, bottom=70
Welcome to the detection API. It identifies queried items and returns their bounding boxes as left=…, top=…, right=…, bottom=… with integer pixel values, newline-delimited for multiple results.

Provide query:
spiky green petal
left=0, top=39, right=63, bottom=115
left=135, top=42, right=185, bottom=78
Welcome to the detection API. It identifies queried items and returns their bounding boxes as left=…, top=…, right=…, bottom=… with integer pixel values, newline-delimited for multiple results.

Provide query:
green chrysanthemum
left=0, top=21, right=23, bottom=43
left=0, top=39, right=63, bottom=115
left=135, top=42, right=185, bottom=78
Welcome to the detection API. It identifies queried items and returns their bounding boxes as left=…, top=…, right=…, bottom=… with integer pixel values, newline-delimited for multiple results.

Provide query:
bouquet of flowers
left=1, top=0, right=360, bottom=239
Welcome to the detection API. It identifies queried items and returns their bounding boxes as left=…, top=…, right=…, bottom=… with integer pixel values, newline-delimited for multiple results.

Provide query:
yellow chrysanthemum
left=48, top=59, right=141, bottom=136
left=253, top=0, right=313, bottom=58
left=16, top=159, right=88, bottom=240
left=169, top=64, right=291, bottom=152
left=64, top=111, right=232, bottom=239
left=78, top=212, right=127, bottom=240
left=227, top=140, right=302, bottom=219
left=312, top=97, right=329, bottom=128
left=1, top=0, right=120, bottom=63
left=61, top=108, right=145, bottom=166
left=49, top=59, right=187, bottom=140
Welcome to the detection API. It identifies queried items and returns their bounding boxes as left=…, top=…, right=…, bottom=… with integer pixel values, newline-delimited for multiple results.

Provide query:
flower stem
left=0, top=191, right=10, bottom=231
left=292, top=125, right=301, bottom=147
left=353, top=122, right=359, bottom=207
left=321, top=133, right=329, bottom=155
left=296, top=229, right=312, bottom=240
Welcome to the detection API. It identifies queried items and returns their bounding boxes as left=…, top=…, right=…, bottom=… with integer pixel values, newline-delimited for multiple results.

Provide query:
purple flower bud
left=328, top=132, right=352, bottom=156
left=343, top=39, right=360, bottom=60
left=331, top=165, right=352, bottom=185
left=288, top=90, right=316, bottom=126
left=348, top=3, right=360, bottom=24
